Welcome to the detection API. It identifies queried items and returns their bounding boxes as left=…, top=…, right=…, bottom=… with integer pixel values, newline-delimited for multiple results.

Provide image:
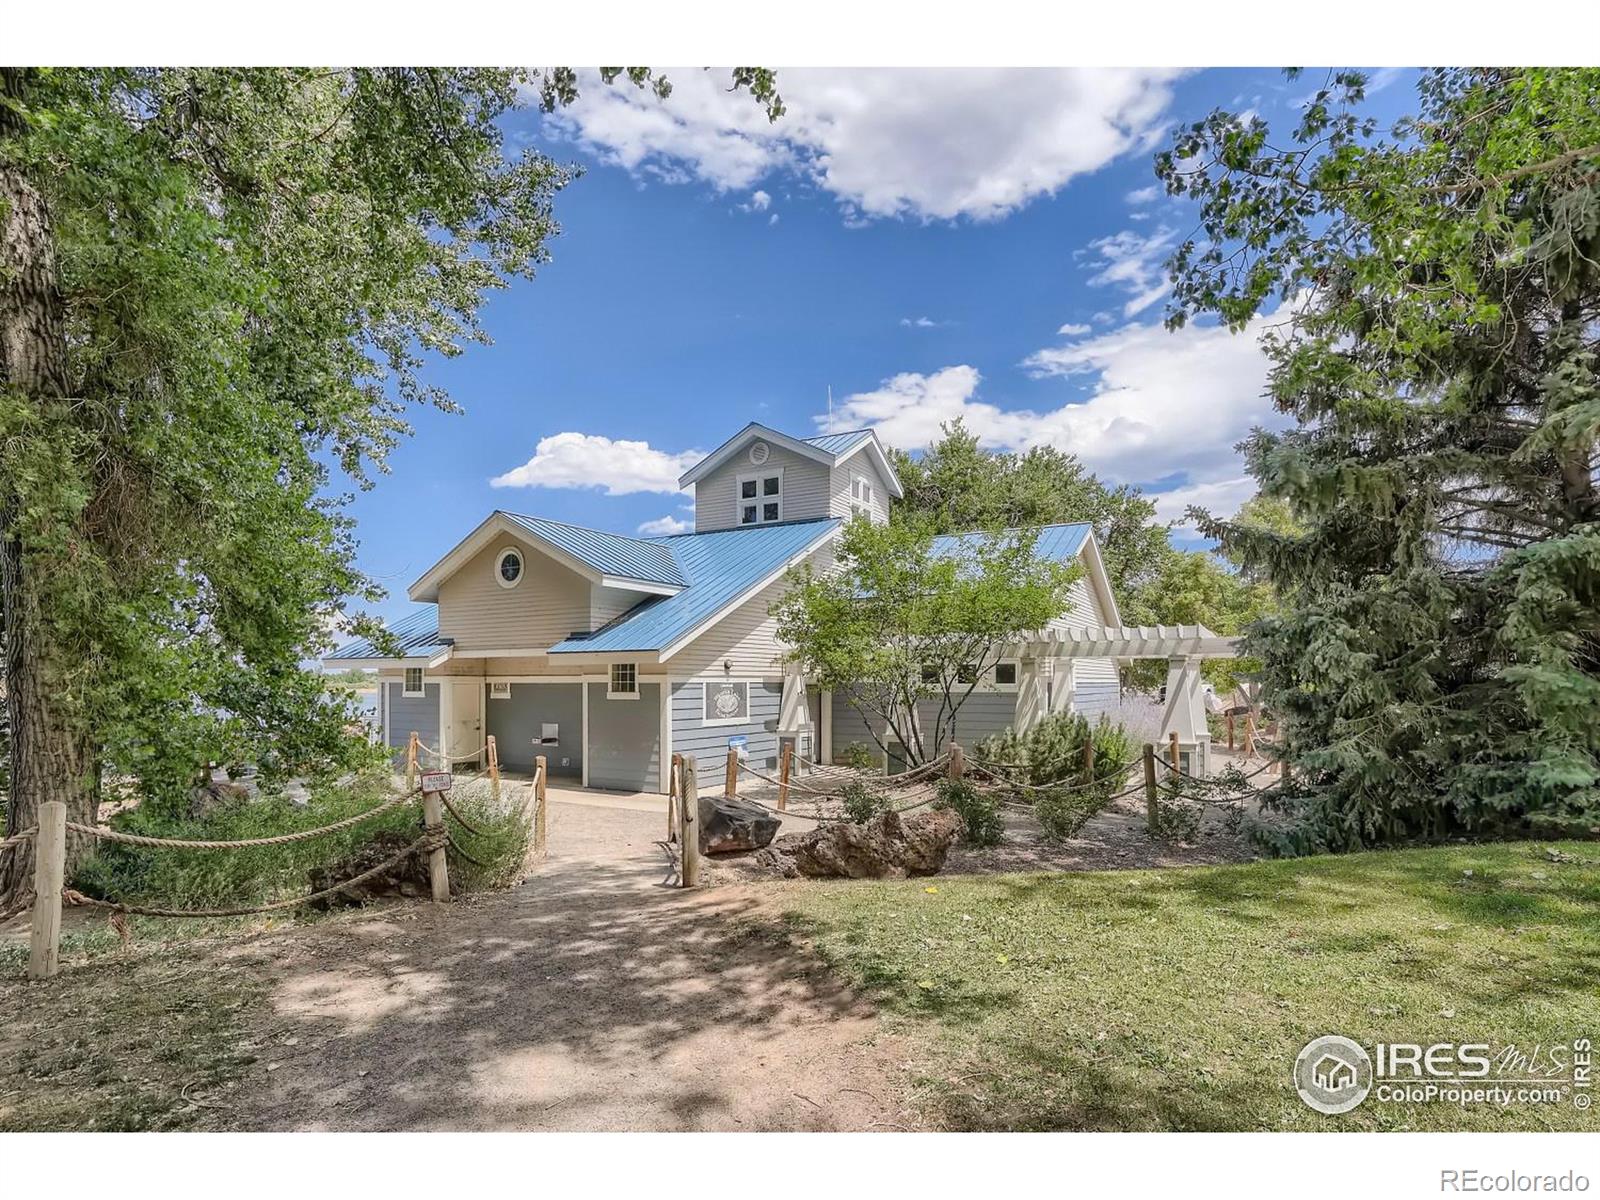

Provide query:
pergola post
left=1159, top=654, right=1211, bottom=777
left=1014, top=656, right=1048, bottom=733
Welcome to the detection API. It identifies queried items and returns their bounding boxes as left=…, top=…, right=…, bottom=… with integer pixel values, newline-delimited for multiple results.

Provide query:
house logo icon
left=1294, top=1035, right=1373, bottom=1114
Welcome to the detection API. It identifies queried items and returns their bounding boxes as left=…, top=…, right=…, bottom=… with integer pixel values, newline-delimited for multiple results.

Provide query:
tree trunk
left=0, top=72, right=99, bottom=903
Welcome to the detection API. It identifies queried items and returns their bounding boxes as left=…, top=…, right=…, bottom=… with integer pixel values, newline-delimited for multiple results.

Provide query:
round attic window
left=749, top=440, right=770, bottom=465
left=495, top=547, right=523, bottom=589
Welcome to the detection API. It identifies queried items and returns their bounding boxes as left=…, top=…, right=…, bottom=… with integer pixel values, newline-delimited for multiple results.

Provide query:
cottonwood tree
left=0, top=67, right=781, bottom=901
left=772, top=516, right=1076, bottom=765
left=1159, top=68, right=1600, bottom=848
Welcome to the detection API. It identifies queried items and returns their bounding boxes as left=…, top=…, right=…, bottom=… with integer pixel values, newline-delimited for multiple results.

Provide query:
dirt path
left=238, top=797, right=919, bottom=1131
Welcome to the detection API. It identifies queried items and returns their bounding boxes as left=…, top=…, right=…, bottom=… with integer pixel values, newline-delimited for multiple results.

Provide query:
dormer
left=677, top=423, right=903, bottom=532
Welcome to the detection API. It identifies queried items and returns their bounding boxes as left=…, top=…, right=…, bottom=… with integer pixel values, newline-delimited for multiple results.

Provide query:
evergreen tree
left=1159, top=68, right=1600, bottom=848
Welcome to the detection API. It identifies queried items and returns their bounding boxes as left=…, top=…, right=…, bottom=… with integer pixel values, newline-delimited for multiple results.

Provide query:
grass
left=775, top=841, right=1600, bottom=1131
left=0, top=920, right=275, bottom=1131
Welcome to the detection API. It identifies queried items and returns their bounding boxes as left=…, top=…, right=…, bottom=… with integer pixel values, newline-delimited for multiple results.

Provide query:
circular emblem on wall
left=1293, top=1035, right=1373, bottom=1114
left=749, top=440, right=770, bottom=465
left=713, top=686, right=742, bottom=718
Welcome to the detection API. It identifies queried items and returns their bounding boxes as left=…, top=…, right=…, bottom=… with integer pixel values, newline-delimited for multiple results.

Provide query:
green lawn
left=775, top=842, right=1600, bottom=1131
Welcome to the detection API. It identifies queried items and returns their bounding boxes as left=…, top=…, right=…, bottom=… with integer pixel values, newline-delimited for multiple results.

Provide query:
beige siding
left=693, top=443, right=832, bottom=532
left=436, top=535, right=595, bottom=651
left=668, top=542, right=833, bottom=676
left=827, top=455, right=893, bottom=524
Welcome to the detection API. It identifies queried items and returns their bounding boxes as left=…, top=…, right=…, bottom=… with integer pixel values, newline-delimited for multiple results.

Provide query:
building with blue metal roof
left=326, top=422, right=1121, bottom=795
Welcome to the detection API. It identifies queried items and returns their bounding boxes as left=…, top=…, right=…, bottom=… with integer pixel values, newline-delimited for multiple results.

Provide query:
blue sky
left=345, top=67, right=1417, bottom=626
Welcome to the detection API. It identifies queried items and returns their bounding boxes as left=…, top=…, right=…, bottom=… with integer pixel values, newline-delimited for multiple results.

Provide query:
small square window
left=763, top=502, right=780, bottom=522
left=920, top=665, right=940, bottom=685
left=609, top=662, right=638, bottom=698
left=741, top=479, right=757, bottom=499
left=956, top=664, right=978, bottom=686
left=993, top=662, right=1018, bottom=687
left=403, top=668, right=424, bottom=697
left=742, top=505, right=758, bottom=524
left=762, top=475, right=780, bottom=496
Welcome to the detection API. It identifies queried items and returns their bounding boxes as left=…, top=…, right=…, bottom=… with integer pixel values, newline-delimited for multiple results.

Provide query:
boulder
left=763, top=807, right=963, bottom=879
left=699, top=793, right=782, bottom=854
left=307, top=829, right=436, bottom=908
left=187, top=778, right=252, bottom=820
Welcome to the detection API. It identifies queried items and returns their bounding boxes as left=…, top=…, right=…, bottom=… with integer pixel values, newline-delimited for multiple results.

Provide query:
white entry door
left=448, top=679, right=483, bottom=766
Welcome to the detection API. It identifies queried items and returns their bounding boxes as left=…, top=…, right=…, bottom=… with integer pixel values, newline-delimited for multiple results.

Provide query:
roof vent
left=749, top=440, right=770, bottom=465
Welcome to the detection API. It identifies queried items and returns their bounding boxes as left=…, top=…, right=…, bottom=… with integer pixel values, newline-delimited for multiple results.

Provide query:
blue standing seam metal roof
left=547, top=517, right=841, bottom=654
left=326, top=518, right=1092, bottom=662
left=501, top=512, right=686, bottom=587
left=325, top=607, right=448, bottom=661
left=927, top=522, right=1091, bottom=565
left=802, top=429, right=874, bottom=456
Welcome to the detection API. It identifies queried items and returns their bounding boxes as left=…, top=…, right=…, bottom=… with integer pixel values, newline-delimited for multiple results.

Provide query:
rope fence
left=17, top=748, right=551, bottom=980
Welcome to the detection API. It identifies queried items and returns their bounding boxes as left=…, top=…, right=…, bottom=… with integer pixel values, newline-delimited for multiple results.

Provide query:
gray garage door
left=586, top=682, right=661, bottom=792
left=486, top=683, right=583, bottom=780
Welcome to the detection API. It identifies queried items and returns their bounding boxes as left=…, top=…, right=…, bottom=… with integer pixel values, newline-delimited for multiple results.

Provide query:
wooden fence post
left=420, top=785, right=450, bottom=903
left=1169, top=731, right=1181, bottom=774
left=27, top=801, right=66, bottom=981
left=725, top=748, right=739, bottom=798
left=680, top=757, right=700, bottom=888
left=406, top=731, right=418, bottom=792
left=1242, top=713, right=1257, bottom=757
left=1281, top=755, right=1291, bottom=790
left=948, top=742, right=964, bottom=781
left=534, top=755, right=548, bottom=857
left=1143, top=744, right=1159, bottom=835
left=667, top=754, right=681, bottom=842
left=487, top=735, right=501, bottom=803
left=1082, top=738, right=1095, bottom=784
left=777, top=743, right=791, bottom=812
left=1226, top=712, right=1235, bottom=751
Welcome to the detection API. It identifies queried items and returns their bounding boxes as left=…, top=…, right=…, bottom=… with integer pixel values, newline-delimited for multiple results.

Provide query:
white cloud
left=819, top=306, right=1293, bottom=522
left=490, top=432, right=701, bottom=495
left=637, top=513, right=694, bottom=536
left=748, top=189, right=771, bottom=211
left=1124, top=184, right=1160, bottom=205
left=900, top=315, right=948, bottom=329
left=1081, top=226, right=1177, bottom=317
left=1056, top=322, right=1092, bottom=336
left=545, top=68, right=1186, bottom=223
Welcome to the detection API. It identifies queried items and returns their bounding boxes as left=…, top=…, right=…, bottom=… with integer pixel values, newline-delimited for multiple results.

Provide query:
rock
left=307, top=829, right=435, bottom=908
left=699, top=794, right=782, bottom=854
left=763, top=808, right=963, bottom=879
left=187, top=779, right=251, bottom=820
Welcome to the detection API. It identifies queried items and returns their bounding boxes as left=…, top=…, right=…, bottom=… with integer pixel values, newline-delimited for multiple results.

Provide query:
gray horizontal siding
left=672, top=680, right=782, bottom=783
left=385, top=683, right=440, bottom=765
left=916, top=692, right=1018, bottom=750
left=830, top=689, right=883, bottom=764
left=1071, top=657, right=1120, bottom=718
left=586, top=682, right=662, bottom=792
left=487, top=682, right=583, bottom=779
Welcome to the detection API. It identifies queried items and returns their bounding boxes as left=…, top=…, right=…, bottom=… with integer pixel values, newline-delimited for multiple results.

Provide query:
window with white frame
left=608, top=662, right=638, bottom=698
left=494, top=547, right=523, bottom=588
left=992, top=661, right=1019, bottom=691
left=403, top=667, right=424, bottom=697
left=851, top=473, right=874, bottom=518
left=738, top=470, right=783, bottom=525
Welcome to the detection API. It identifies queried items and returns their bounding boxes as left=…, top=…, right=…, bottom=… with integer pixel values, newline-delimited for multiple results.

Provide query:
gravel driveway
left=240, top=793, right=916, bottom=1131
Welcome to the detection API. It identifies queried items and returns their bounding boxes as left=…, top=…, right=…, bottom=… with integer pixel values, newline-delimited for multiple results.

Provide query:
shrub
left=439, top=777, right=535, bottom=891
left=840, top=741, right=877, bottom=771
left=974, top=712, right=1137, bottom=842
left=73, top=768, right=531, bottom=909
left=1151, top=796, right=1203, bottom=842
left=934, top=777, right=1003, bottom=847
left=839, top=780, right=888, bottom=823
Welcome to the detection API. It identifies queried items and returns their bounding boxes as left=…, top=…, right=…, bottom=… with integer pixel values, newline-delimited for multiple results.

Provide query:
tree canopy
left=1159, top=67, right=1600, bottom=848
left=0, top=67, right=777, bottom=897
left=772, top=515, right=1076, bottom=764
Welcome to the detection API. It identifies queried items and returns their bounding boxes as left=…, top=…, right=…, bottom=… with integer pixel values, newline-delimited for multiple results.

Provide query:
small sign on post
left=420, top=770, right=452, bottom=794
left=419, top=771, right=452, bottom=903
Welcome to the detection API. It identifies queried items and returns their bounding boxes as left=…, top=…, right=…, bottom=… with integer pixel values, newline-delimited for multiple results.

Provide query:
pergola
left=1007, top=623, right=1242, bottom=777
